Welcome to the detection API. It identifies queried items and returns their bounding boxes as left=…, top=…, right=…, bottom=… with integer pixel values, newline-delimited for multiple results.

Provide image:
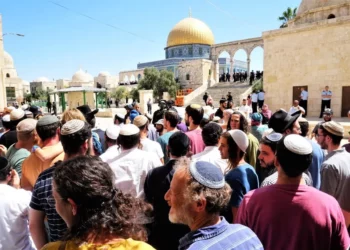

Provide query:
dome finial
left=189, top=7, right=192, bottom=17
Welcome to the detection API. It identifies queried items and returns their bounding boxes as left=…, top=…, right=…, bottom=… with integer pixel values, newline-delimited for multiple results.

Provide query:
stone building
left=119, top=14, right=247, bottom=85
left=263, top=0, right=350, bottom=117
left=30, top=77, right=57, bottom=95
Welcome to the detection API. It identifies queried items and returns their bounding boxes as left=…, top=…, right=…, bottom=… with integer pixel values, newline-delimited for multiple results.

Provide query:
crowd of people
left=0, top=95, right=350, bottom=250
left=219, top=70, right=263, bottom=85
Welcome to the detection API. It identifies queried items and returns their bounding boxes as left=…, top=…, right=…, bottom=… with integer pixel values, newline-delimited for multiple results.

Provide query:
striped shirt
left=179, top=217, right=263, bottom=250
left=30, top=163, right=67, bottom=241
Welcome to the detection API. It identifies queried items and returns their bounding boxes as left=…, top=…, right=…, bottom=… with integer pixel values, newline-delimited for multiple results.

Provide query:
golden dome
left=166, top=17, right=215, bottom=48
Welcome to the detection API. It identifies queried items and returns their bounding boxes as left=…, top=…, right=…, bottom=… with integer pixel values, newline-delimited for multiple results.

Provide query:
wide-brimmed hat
left=77, top=105, right=99, bottom=120
left=268, top=110, right=301, bottom=133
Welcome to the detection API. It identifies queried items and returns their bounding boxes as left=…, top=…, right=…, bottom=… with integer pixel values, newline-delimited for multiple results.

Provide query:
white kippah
left=61, top=119, right=85, bottom=135
left=119, top=124, right=140, bottom=136
left=284, top=134, right=312, bottom=155
left=228, top=129, right=249, bottom=153
left=106, top=125, right=120, bottom=140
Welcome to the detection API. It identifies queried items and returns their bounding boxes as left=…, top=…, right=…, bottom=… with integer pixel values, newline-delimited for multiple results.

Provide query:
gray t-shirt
left=321, top=148, right=350, bottom=211
left=5, top=144, right=30, bottom=178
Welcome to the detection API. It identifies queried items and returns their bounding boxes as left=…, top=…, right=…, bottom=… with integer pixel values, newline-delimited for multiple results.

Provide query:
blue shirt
left=179, top=217, right=263, bottom=250
left=322, top=90, right=332, bottom=100
left=308, top=139, right=324, bottom=189
left=157, top=131, right=175, bottom=163
left=225, top=163, right=259, bottom=208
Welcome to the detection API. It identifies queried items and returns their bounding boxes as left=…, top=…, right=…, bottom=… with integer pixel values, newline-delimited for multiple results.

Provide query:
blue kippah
left=190, top=161, right=225, bottom=189
left=266, top=133, right=283, bottom=142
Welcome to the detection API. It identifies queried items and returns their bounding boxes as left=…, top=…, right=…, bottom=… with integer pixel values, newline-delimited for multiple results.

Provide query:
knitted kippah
left=61, top=119, right=85, bottom=135
left=37, top=115, right=59, bottom=127
left=119, top=124, right=140, bottom=136
left=266, top=133, right=283, bottom=142
left=283, top=134, right=312, bottom=155
left=189, top=161, right=225, bottom=189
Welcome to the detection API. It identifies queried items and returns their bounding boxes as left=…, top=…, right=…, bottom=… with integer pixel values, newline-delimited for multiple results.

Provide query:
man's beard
left=185, top=119, right=190, bottom=127
left=260, top=160, right=275, bottom=169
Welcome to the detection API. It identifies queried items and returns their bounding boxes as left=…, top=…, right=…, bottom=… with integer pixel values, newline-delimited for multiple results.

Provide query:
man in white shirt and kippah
left=319, top=86, right=332, bottom=118
left=108, top=124, right=161, bottom=198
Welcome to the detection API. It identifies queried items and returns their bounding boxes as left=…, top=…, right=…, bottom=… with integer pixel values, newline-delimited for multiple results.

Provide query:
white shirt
left=239, top=105, right=252, bottom=116
left=140, top=138, right=164, bottom=160
left=251, top=93, right=258, bottom=102
left=108, top=148, right=161, bottom=198
left=0, top=184, right=35, bottom=250
left=258, top=92, right=265, bottom=101
left=300, top=90, right=308, bottom=100
left=100, top=144, right=120, bottom=164
left=289, top=106, right=305, bottom=115
left=191, top=146, right=228, bottom=173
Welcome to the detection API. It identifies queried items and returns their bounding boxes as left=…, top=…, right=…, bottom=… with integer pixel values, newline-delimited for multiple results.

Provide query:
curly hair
left=175, top=158, right=231, bottom=215
left=227, top=111, right=248, bottom=133
left=53, top=156, right=151, bottom=243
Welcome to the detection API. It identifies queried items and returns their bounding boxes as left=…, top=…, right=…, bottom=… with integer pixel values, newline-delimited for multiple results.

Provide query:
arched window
left=328, top=14, right=336, bottom=19
left=6, top=73, right=10, bottom=78
left=186, top=74, right=190, bottom=80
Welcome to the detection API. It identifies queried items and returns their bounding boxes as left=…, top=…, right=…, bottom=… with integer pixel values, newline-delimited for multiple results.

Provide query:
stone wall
left=177, top=59, right=211, bottom=89
left=119, top=69, right=144, bottom=83
left=263, top=17, right=350, bottom=117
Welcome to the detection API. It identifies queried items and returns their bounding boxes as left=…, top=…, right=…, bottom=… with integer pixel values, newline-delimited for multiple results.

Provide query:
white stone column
left=0, top=16, right=6, bottom=110
left=247, top=55, right=251, bottom=83
left=139, top=89, right=153, bottom=114
left=229, top=58, right=234, bottom=82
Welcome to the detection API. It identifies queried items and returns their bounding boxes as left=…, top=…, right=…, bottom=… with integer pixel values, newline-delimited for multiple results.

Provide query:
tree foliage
left=138, top=67, right=179, bottom=99
left=278, top=7, right=297, bottom=28
left=112, top=86, right=129, bottom=101
left=129, top=88, right=139, bottom=101
left=33, top=89, right=49, bottom=101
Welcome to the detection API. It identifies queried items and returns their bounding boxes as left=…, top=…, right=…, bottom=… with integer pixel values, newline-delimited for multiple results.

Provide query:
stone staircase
left=186, top=81, right=252, bottom=108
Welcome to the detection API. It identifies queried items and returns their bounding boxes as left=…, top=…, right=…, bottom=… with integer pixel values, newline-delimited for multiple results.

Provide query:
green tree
left=278, top=7, right=297, bottom=28
left=112, top=86, right=128, bottom=101
left=129, top=88, right=139, bottom=102
left=33, top=89, right=49, bottom=101
left=138, top=67, right=179, bottom=99
left=24, top=93, right=32, bottom=103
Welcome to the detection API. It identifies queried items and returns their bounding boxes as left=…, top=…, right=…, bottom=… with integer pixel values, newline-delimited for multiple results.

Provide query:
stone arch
left=123, top=75, right=129, bottom=84
left=6, top=73, right=10, bottom=78
left=130, top=74, right=136, bottom=83
left=217, top=50, right=231, bottom=80
left=137, top=74, right=142, bottom=80
left=328, top=14, right=336, bottom=19
left=249, top=46, right=264, bottom=81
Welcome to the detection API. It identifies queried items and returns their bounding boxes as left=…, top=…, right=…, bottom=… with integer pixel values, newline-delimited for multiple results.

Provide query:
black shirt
left=0, top=130, right=17, bottom=149
left=215, top=108, right=224, bottom=119
left=144, top=160, right=190, bottom=250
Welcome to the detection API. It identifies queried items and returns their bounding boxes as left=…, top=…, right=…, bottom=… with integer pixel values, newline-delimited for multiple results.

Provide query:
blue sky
left=1, top=0, right=301, bottom=81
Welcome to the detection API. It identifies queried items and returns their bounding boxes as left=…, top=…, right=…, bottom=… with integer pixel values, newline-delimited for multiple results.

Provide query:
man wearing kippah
left=21, top=116, right=64, bottom=191
left=134, top=115, right=164, bottom=164
left=29, top=119, right=92, bottom=249
left=236, top=134, right=350, bottom=250
left=108, top=124, right=161, bottom=198
left=317, top=121, right=350, bottom=228
left=100, top=125, right=120, bottom=163
left=5, top=119, right=37, bottom=177
left=165, top=159, right=263, bottom=250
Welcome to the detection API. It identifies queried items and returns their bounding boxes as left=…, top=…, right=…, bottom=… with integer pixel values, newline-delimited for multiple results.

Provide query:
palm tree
left=278, top=7, right=297, bottom=28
